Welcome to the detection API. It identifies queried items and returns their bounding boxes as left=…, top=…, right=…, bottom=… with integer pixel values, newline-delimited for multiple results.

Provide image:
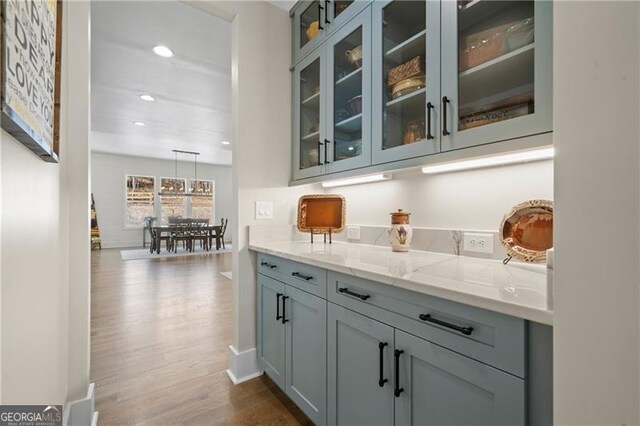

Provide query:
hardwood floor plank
left=91, top=249, right=311, bottom=425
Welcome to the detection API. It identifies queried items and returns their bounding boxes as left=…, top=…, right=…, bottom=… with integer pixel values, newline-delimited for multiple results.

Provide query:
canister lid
left=390, top=209, right=410, bottom=224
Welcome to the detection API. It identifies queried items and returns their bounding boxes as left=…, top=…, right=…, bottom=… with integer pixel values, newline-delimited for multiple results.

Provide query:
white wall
left=0, top=2, right=90, bottom=404
left=334, top=160, right=553, bottom=231
left=91, top=152, right=233, bottom=248
left=554, top=2, right=640, bottom=424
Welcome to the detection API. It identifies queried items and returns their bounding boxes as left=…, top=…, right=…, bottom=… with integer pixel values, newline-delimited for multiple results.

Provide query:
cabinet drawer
left=328, top=271, right=526, bottom=378
left=258, top=253, right=327, bottom=298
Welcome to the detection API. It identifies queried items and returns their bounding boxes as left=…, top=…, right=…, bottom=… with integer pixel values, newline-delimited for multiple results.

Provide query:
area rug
left=121, top=245, right=232, bottom=261
left=220, top=271, right=233, bottom=280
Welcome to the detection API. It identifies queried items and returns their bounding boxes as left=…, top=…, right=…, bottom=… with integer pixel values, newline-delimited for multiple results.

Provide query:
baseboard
left=226, top=345, right=262, bottom=385
left=63, top=383, right=98, bottom=426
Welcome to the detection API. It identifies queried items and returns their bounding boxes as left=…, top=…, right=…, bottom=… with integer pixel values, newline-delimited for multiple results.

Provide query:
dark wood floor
left=91, top=249, right=311, bottom=425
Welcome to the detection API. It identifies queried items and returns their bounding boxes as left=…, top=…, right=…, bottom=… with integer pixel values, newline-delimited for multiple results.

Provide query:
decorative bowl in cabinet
left=499, top=199, right=553, bottom=263
left=390, top=75, right=425, bottom=99
left=306, top=21, right=320, bottom=41
left=346, top=95, right=362, bottom=116
left=345, top=45, right=363, bottom=69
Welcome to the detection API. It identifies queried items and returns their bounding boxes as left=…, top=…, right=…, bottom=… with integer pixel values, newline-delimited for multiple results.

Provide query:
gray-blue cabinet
left=290, top=0, right=553, bottom=182
left=394, top=329, right=525, bottom=426
left=440, top=0, right=553, bottom=152
left=371, top=0, right=441, bottom=165
left=257, top=270, right=327, bottom=425
left=327, top=303, right=394, bottom=426
left=293, top=5, right=373, bottom=180
left=256, top=253, right=551, bottom=426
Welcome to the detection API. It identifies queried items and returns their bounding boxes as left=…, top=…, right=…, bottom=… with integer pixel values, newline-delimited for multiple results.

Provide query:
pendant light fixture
left=158, top=149, right=210, bottom=197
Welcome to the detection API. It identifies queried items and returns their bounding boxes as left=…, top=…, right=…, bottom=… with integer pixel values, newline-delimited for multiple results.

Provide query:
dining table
left=151, top=224, right=223, bottom=254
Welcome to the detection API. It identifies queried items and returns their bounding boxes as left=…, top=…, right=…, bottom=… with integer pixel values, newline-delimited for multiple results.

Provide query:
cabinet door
left=327, top=303, right=394, bottom=426
left=371, top=0, right=441, bottom=165
left=440, top=0, right=552, bottom=151
left=394, top=330, right=525, bottom=426
left=285, top=286, right=327, bottom=425
left=326, top=0, right=371, bottom=35
left=325, top=6, right=371, bottom=173
left=293, top=0, right=327, bottom=65
left=293, top=48, right=327, bottom=180
left=257, top=275, right=286, bottom=389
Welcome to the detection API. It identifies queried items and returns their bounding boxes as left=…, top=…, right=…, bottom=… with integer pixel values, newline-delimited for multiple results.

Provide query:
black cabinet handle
left=276, top=292, right=283, bottom=321
left=324, top=139, right=331, bottom=164
left=292, top=272, right=313, bottom=281
left=394, top=349, right=404, bottom=397
left=338, top=287, right=370, bottom=300
left=419, top=313, right=473, bottom=336
left=261, top=261, right=277, bottom=269
left=317, top=141, right=323, bottom=166
left=378, top=342, right=389, bottom=387
left=318, top=4, right=324, bottom=30
left=442, top=96, right=450, bottom=136
left=325, top=0, right=331, bottom=24
left=281, top=296, right=289, bottom=324
left=426, top=102, right=434, bottom=140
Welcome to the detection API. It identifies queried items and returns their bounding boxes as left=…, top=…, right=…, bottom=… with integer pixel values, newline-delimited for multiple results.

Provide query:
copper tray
left=499, top=200, right=553, bottom=263
left=297, top=195, right=345, bottom=233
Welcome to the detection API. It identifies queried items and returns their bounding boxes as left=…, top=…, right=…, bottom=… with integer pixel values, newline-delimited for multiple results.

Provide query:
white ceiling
left=91, top=1, right=232, bottom=165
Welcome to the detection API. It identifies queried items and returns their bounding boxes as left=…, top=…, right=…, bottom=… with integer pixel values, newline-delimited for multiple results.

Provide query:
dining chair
left=191, top=222, right=209, bottom=251
left=216, top=218, right=228, bottom=250
left=171, top=222, right=192, bottom=252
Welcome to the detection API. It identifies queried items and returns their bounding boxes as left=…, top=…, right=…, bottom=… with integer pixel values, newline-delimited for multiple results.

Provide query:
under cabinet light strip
left=322, top=173, right=392, bottom=188
left=421, top=147, right=554, bottom=175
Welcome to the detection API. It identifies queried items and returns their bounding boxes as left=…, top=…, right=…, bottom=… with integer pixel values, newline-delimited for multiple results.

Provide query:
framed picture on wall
left=0, top=0, right=63, bottom=162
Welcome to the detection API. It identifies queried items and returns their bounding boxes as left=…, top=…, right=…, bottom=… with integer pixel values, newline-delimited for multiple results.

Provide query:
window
left=125, top=175, right=155, bottom=227
left=159, top=178, right=186, bottom=225
left=190, top=179, right=215, bottom=222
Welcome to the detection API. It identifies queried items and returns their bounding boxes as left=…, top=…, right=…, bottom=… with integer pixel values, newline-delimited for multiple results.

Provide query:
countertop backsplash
left=250, top=224, right=522, bottom=263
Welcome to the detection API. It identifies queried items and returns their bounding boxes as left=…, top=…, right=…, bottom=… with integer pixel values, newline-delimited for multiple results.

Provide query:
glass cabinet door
left=325, top=6, right=371, bottom=173
left=441, top=0, right=552, bottom=152
left=293, top=0, right=327, bottom=65
left=293, top=48, right=326, bottom=180
left=327, top=0, right=371, bottom=33
left=371, top=0, right=441, bottom=165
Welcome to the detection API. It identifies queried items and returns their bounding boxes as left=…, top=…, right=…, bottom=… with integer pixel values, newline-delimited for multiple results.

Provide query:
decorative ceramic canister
left=389, top=209, right=413, bottom=252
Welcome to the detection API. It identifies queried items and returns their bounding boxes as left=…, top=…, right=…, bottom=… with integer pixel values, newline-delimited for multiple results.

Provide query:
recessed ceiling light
left=153, top=45, right=174, bottom=58
left=221, top=141, right=230, bottom=145
left=133, top=121, right=146, bottom=127
left=140, top=94, right=155, bottom=102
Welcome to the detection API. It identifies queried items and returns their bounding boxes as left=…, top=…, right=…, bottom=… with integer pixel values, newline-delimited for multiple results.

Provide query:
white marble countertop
left=249, top=240, right=553, bottom=325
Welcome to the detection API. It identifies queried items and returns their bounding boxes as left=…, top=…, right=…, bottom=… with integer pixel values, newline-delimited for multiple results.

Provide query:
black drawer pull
left=378, top=342, right=388, bottom=387
left=292, top=272, right=313, bottom=281
left=394, top=349, right=404, bottom=397
left=276, top=292, right=283, bottom=321
left=338, top=287, right=370, bottom=300
left=282, top=296, right=289, bottom=324
left=419, top=314, right=473, bottom=336
left=260, top=261, right=277, bottom=269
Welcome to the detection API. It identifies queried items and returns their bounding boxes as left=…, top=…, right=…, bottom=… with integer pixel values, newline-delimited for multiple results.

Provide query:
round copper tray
left=499, top=200, right=553, bottom=263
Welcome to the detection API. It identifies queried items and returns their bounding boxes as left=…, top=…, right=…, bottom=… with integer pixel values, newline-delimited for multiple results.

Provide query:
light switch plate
left=347, top=226, right=361, bottom=240
left=463, top=232, right=494, bottom=254
left=255, top=201, right=273, bottom=220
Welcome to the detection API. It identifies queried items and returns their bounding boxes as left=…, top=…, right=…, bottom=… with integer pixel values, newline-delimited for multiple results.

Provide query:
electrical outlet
left=463, top=232, right=494, bottom=254
left=347, top=226, right=361, bottom=240
left=255, top=201, right=273, bottom=220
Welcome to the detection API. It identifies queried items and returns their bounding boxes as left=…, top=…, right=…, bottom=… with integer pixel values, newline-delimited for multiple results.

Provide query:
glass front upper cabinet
left=325, top=6, right=371, bottom=173
left=293, top=48, right=326, bottom=180
left=293, top=1, right=326, bottom=64
left=371, top=0, right=441, bottom=165
left=440, top=0, right=552, bottom=151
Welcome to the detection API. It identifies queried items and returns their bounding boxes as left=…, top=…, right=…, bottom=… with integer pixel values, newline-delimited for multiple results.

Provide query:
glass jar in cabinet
left=371, top=0, right=442, bottom=165
left=440, top=0, right=552, bottom=151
